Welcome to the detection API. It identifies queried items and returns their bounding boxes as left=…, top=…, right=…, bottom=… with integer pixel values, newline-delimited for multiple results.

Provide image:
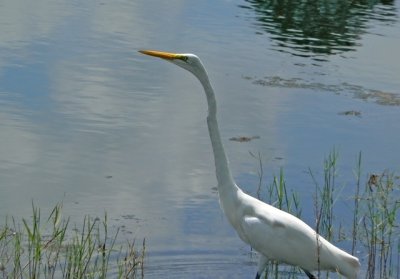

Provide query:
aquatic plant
left=361, top=171, right=399, bottom=279
left=0, top=203, right=145, bottom=279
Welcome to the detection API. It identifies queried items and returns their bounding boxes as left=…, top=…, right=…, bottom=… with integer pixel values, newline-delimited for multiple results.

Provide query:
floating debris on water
left=338, top=110, right=361, bottom=117
left=245, top=76, right=400, bottom=106
left=229, top=135, right=260, bottom=142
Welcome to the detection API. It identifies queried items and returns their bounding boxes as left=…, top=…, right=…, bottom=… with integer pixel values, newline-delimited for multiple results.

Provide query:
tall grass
left=307, top=150, right=339, bottom=279
left=0, top=203, right=145, bottom=279
left=352, top=151, right=363, bottom=255
left=361, top=171, right=399, bottom=279
left=252, top=150, right=399, bottom=279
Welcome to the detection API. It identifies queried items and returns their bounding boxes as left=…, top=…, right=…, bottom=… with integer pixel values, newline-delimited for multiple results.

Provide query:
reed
left=0, top=203, right=145, bottom=279
left=352, top=151, right=362, bottom=255
left=361, top=171, right=399, bottom=279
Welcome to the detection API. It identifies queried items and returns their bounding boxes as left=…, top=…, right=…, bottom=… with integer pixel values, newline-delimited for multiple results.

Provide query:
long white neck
left=196, top=70, right=236, bottom=191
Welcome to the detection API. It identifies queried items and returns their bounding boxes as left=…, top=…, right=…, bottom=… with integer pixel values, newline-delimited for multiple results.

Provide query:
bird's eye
left=180, top=56, right=189, bottom=62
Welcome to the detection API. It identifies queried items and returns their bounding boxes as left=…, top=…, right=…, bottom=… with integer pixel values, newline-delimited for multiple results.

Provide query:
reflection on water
left=240, top=0, right=398, bottom=58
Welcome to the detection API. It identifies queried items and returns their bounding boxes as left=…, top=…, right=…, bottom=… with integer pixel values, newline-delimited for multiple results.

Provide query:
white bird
left=139, top=50, right=361, bottom=279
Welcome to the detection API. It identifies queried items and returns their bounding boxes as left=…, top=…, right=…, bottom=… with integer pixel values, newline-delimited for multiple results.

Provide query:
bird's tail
left=321, top=239, right=361, bottom=279
left=336, top=251, right=360, bottom=279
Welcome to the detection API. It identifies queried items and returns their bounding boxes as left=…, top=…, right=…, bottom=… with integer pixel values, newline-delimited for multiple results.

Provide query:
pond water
left=0, top=0, right=399, bottom=278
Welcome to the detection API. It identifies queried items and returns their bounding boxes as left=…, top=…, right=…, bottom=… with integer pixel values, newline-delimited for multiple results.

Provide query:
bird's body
left=221, top=187, right=359, bottom=278
left=139, top=49, right=361, bottom=279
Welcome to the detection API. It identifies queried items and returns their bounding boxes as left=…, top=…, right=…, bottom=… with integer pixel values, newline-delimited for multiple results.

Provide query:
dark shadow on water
left=239, top=0, right=398, bottom=59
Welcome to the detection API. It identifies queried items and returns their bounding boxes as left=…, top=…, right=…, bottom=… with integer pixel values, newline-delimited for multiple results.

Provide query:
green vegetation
left=0, top=203, right=145, bottom=279
left=0, top=150, right=398, bottom=278
left=253, top=150, right=400, bottom=279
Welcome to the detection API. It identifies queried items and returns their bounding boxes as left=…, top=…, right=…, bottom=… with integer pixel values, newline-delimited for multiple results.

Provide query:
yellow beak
left=139, top=50, right=184, bottom=60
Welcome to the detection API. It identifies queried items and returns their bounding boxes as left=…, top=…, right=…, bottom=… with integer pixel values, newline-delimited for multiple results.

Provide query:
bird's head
left=139, top=50, right=206, bottom=80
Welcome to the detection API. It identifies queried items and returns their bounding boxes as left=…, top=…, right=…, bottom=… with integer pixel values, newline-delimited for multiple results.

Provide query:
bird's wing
left=240, top=209, right=318, bottom=266
left=240, top=215, right=286, bottom=258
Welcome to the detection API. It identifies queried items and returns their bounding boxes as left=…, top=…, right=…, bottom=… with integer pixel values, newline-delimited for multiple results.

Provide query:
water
left=0, top=0, right=399, bottom=278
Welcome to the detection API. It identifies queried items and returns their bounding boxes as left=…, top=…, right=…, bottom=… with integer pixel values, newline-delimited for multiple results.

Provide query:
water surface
left=0, top=0, right=399, bottom=278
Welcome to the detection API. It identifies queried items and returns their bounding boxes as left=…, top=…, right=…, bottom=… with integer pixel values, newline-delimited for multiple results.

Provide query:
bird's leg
left=303, top=269, right=317, bottom=279
left=255, top=254, right=268, bottom=279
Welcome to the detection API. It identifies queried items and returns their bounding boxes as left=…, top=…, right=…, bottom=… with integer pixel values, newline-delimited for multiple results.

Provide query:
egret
left=139, top=50, right=361, bottom=279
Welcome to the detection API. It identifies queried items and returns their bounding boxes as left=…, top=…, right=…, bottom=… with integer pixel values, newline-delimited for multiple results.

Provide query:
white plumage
left=139, top=50, right=361, bottom=279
